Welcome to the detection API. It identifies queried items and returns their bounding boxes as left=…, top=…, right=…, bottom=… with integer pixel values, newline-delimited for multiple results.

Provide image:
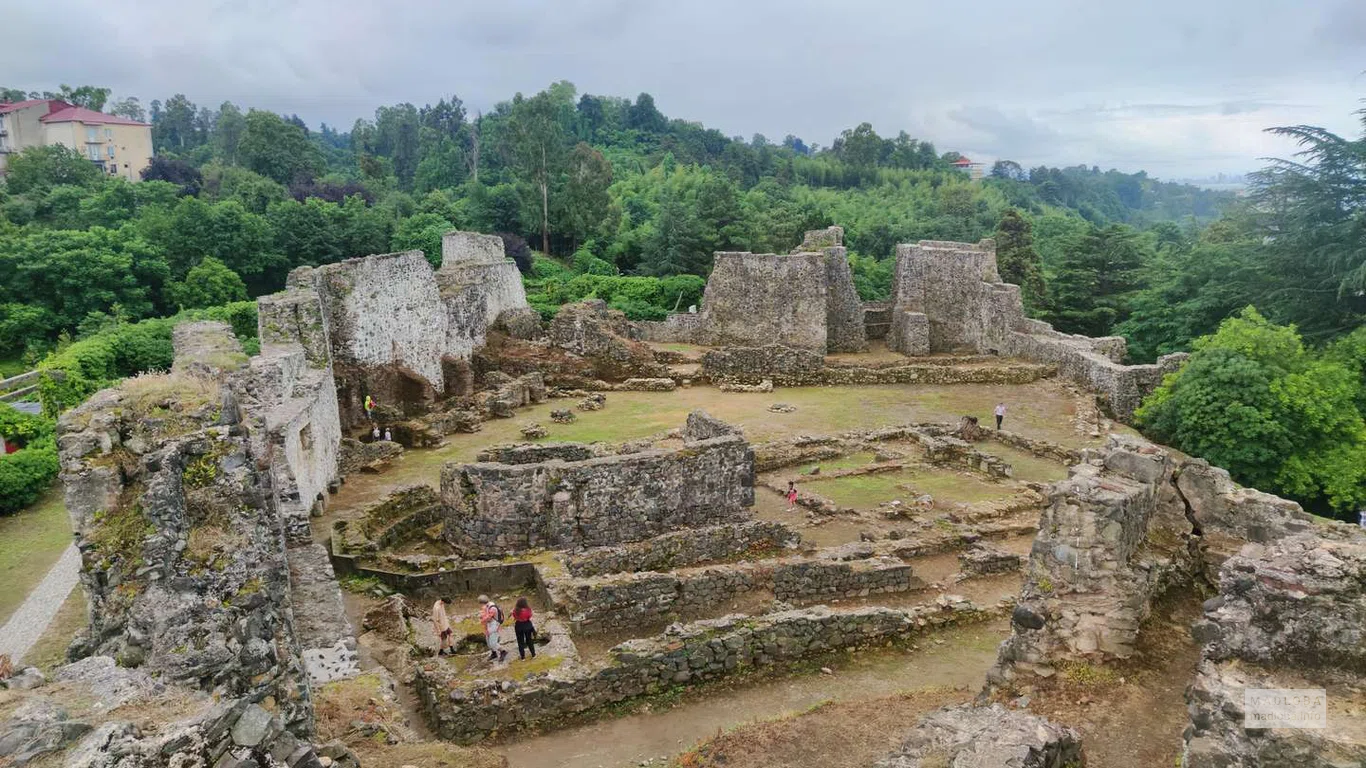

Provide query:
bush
left=0, top=404, right=59, bottom=515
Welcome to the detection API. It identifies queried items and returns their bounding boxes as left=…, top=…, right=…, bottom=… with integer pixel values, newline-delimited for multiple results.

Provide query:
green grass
left=22, top=589, right=84, bottom=670
left=979, top=443, right=1069, bottom=483
left=0, top=487, right=73, bottom=625
left=801, top=451, right=878, bottom=475
left=0, top=355, right=28, bottom=380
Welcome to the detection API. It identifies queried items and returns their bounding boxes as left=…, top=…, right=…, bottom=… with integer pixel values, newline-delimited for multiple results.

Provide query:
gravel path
left=0, top=545, right=79, bottom=664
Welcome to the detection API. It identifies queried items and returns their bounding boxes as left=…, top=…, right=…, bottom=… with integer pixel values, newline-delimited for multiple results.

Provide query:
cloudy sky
left=5, top=0, right=1363, bottom=178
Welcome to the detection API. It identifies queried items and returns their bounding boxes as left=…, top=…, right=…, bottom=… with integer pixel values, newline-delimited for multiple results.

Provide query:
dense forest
left=0, top=83, right=1363, bottom=518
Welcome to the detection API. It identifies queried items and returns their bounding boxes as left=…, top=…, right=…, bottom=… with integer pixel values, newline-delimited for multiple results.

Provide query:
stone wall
left=548, top=300, right=671, bottom=380
left=415, top=601, right=987, bottom=743
left=812, top=229, right=868, bottom=353
left=549, top=555, right=920, bottom=635
left=441, top=416, right=755, bottom=555
left=563, top=521, right=801, bottom=577
left=435, top=231, right=530, bottom=362
left=888, top=238, right=1188, bottom=420
left=698, top=344, right=1052, bottom=387
left=474, top=441, right=599, bottom=465
left=635, top=311, right=702, bottom=344
left=874, top=704, right=1082, bottom=767
left=696, top=251, right=830, bottom=351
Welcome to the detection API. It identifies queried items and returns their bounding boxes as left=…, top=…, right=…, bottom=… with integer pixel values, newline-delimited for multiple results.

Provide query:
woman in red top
left=512, top=597, right=537, bottom=660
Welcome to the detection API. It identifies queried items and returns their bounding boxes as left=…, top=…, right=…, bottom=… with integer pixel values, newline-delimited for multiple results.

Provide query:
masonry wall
left=889, top=239, right=1188, bottom=420
left=441, top=434, right=756, bottom=555
left=416, top=602, right=986, bottom=743
left=436, top=231, right=530, bottom=361
left=697, top=251, right=830, bottom=351
left=563, top=521, right=801, bottom=577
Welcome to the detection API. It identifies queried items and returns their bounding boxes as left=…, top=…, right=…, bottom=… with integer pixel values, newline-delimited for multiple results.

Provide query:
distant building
left=0, top=99, right=153, bottom=181
left=950, top=155, right=985, bottom=181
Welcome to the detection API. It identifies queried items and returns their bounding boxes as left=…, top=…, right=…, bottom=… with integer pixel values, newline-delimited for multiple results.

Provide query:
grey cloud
left=1, top=0, right=1361, bottom=176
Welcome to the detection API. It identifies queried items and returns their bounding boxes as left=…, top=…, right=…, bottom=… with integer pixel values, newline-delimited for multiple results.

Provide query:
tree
left=166, top=257, right=247, bottom=309
left=1248, top=107, right=1366, bottom=337
left=0, top=87, right=27, bottom=103
left=390, top=213, right=453, bottom=267
left=1138, top=308, right=1366, bottom=516
left=141, top=156, right=203, bottom=195
left=994, top=209, right=1046, bottom=311
left=501, top=92, right=566, bottom=254
left=107, top=97, right=146, bottom=122
left=835, top=123, right=885, bottom=169
left=557, top=143, right=613, bottom=250
left=641, top=184, right=705, bottom=275
left=991, top=160, right=1026, bottom=181
left=1044, top=223, right=1149, bottom=337
left=44, top=84, right=110, bottom=111
left=626, top=93, right=667, bottom=134
left=238, top=110, right=322, bottom=185
left=214, top=102, right=247, bottom=165
left=4, top=145, right=102, bottom=194
left=151, top=94, right=201, bottom=151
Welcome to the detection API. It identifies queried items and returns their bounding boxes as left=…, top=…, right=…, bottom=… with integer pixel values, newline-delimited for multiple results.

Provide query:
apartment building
left=0, top=99, right=153, bottom=181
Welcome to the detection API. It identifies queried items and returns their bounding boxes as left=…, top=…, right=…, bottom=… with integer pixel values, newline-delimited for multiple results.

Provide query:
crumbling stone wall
left=888, top=239, right=1187, bottom=420
left=990, top=435, right=1198, bottom=681
left=548, top=555, right=919, bottom=635
left=699, top=344, right=1051, bottom=387
left=441, top=416, right=756, bottom=555
left=874, top=704, right=1082, bottom=767
left=548, top=300, right=671, bottom=380
left=808, top=227, right=867, bottom=353
left=475, top=441, right=599, bottom=465
left=435, top=231, right=530, bottom=361
left=58, top=377, right=315, bottom=731
left=563, top=521, right=801, bottom=577
left=416, top=601, right=987, bottom=743
left=1182, top=532, right=1366, bottom=767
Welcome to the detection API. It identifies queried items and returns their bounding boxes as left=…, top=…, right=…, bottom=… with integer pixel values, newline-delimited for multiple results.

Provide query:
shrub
left=0, top=404, right=59, bottom=515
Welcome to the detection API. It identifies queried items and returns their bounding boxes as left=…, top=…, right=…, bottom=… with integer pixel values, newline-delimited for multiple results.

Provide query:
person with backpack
left=512, top=597, right=537, bottom=660
left=478, top=595, right=507, bottom=662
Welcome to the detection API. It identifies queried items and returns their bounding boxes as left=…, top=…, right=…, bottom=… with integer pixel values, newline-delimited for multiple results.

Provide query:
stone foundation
left=415, top=601, right=988, bottom=743
left=874, top=704, right=1082, bottom=767
left=562, top=521, right=801, bottom=577
left=440, top=414, right=755, bottom=555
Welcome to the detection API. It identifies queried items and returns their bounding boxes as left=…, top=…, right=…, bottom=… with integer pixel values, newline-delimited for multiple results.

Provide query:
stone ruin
left=888, top=238, right=1187, bottom=419
left=259, top=230, right=531, bottom=428
left=37, top=319, right=362, bottom=765
left=640, top=226, right=867, bottom=353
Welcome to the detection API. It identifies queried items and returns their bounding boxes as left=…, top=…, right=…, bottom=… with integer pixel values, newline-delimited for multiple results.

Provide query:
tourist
left=364, top=394, right=376, bottom=420
left=786, top=480, right=798, bottom=511
left=431, top=597, right=453, bottom=657
left=384, top=428, right=392, bottom=442
left=512, top=597, right=537, bottom=660
left=994, top=402, right=1006, bottom=431
left=478, top=595, right=508, bottom=662
left=371, top=425, right=381, bottom=441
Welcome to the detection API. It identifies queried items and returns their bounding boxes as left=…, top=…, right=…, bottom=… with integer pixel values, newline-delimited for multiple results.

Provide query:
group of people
left=364, top=395, right=394, bottom=442
left=430, top=595, right=538, bottom=663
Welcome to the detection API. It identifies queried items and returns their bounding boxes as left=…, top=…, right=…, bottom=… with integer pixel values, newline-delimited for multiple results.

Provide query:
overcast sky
left=5, top=0, right=1363, bottom=178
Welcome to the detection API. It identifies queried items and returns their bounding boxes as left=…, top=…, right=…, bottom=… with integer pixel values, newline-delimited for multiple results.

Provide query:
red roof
left=0, top=99, right=52, bottom=114
left=951, top=156, right=974, bottom=166
left=41, top=105, right=149, bottom=127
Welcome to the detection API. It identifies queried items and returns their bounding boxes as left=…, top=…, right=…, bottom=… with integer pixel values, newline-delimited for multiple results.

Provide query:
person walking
left=786, top=480, right=798, bottom=512
left=512, top=597, right=537, bottom=660
left=431, top=597, right=453, bottom=657
left=994, top=402, right=1006, bottom=431
left=478, top=595, right=507, bottom=662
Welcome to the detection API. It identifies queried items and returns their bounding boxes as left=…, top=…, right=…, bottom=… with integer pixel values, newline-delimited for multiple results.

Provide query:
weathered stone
left=548, top=300, right=670, bottom=380
left=874, top=703, right=1082, bottom=767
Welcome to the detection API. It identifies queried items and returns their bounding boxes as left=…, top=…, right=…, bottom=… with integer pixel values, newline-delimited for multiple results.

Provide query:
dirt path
left=0, top=545, right=79, bottom=664
left=499, top=618, right=1009, bottom=768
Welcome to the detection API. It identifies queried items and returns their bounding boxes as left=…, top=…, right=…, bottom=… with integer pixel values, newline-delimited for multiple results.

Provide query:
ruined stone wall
left=699, top=344, right=1052, bottom=387
left=416, top=601, right=987, bottom=743
left=548, top=555, right=919, bottom=635
left=634, top=312, right=701, bottom=344
left=563, top=521, right=801, bottom=577
left=990, top=435, right=1197, bottom=680
left=811, top=229, right=868, bottom=353
left=696, top=251, right=830, bottom=351
left=474, top=442, right=599, bottom=465
left=441, top=430, right=756, bottom=555
left=548, top=300, right=671, bottom=380
left=435, top=231, right=530, bottom=361
left=889, top=239, right=1188, bottom=420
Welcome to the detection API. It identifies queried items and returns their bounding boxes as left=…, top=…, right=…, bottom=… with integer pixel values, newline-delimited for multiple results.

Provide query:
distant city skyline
left=3, top=0, right=1362, bottom=178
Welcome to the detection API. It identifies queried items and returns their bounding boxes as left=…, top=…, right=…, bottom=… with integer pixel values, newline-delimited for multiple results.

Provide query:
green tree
left=151, top=94, right=201, bottom=151
left=641, top=184, right=705, bottom=276
left=166, top=257, right=248, bottom=309
left=44, top=84, right=110, bottom=111
left=107, top=96, right=146, bottom=122
left=1138, top=308, right=1366, bottom=516
left=391, top=213, right=454, bottom=267
left=994, top=209, right=1046, bottom=311
left=501, top=91, right=566, bottom=254
left=1044, top=223, right=1149, bottom=337
left=557, top=142, right=613, bottom=251
left=4, top=145, right=102, bottom=194
left=237, top=109, right=322, bottom=185
left=213, top=102, right=247, bottom=165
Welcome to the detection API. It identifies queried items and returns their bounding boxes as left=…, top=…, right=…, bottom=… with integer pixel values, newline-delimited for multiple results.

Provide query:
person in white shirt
left=994, top=402, right=1006, bottom=431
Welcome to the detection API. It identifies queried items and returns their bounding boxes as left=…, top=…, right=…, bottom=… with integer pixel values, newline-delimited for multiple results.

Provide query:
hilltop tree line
left=1, top=83, right=1363, bottom=517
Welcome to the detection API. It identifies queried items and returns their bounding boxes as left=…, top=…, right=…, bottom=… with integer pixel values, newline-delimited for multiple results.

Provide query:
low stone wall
left=475, top=442, right=599, bottom=465
left=999, top=329, right=1187, bottom=420
left=636, top=312, right=702, bottom=344
left=699, top=344, right=1051, bottom=387
left=875, top=704, right=1082, bottom=767
left=548, top=555, right=921, bottom=635
left=563, top=521, right=801, bottom=577
left=987, top=429, right=1081, bottom=465
left=441, top=421, right=755, bottom=555
left=415, top=600, right=988, bottom=743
